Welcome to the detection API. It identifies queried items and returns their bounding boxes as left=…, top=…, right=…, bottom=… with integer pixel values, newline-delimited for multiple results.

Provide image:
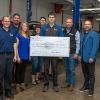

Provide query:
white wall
left=0, top=0, right=69, bottom=26
left=0, top=0, right=9, bottom=18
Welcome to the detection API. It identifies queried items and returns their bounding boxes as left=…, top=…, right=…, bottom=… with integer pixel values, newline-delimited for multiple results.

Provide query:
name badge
left=54, top=28, right=57, bottom=32
left=69, top=33, right=73, bottom=36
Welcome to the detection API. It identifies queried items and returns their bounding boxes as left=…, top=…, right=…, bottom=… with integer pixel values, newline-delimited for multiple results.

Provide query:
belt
left=0, top=52, right=13, bottom=55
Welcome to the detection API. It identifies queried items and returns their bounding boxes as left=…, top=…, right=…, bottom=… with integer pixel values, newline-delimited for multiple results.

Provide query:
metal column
left=73, top=0, right=80, bottom=29
left=26, top=0, right=32, bottom=22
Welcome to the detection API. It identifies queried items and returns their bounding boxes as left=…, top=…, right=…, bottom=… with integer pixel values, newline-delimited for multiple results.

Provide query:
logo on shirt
left=54, top=28, right=57, bottom=32
left=9, top=33, right=14, bottom=37
left=68, top=33, right=73, bottom=36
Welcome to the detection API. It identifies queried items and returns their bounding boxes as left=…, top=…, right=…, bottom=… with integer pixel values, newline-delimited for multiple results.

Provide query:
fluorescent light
left=80, top=8, right=100, bottom=11
left=98, top=0, right=100, bottom=1
left=65, top=0, right=73, bottom=3
left=96, top=18, right=100, bottom=21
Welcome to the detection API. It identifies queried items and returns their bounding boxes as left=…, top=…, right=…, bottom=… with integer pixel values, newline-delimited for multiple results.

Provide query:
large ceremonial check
left=30, top=36, right=70, bottom=57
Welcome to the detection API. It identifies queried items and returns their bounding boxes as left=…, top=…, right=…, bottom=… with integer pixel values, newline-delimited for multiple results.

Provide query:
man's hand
left=17, top=57, right=21, bottom=64
left=13, top=56, right=17, bottom=62
left=89, top=58, right=94, bottom=63
left=73, top=54, right=78, bottom=60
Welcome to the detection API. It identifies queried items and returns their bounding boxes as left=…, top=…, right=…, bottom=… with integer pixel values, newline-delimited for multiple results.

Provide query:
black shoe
left=66, top=84, right=70, bottom=88
left=88, top=90, right=94, bottom=97
left=80, top=86, right=88, bottom=92
left=42, top=85, right=49, bottom=92
left=5, top=92, right=14, bottom=99
left=53, top=86, right=59, bottom=92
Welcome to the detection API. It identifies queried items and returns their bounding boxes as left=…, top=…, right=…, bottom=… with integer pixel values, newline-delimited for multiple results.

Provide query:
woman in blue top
left=15, top=22, right=30, bottom=93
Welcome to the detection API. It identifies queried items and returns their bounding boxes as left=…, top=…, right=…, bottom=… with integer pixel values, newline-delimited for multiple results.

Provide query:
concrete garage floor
left=8, top=53, right=100, bottom=100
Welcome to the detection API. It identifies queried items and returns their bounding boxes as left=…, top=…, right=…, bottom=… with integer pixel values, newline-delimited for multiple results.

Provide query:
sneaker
left=36, top=80, right=40, bottom=84
left=32, top=81, right=37, bottom=85
left=53, top=86, right=59, bottom=92
left=16, top=84, right=21, bottom=93
left=42, top=85, right=49, bottom=92
left=20, top=83, right=26, bottom=90
left=88, top=90, right=94, bottom=97
left=80, top=86, right=88, bottom=92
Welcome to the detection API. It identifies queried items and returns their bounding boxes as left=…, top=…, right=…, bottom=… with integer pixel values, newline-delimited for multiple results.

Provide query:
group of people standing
left=0, top=12, right=99, bottom=100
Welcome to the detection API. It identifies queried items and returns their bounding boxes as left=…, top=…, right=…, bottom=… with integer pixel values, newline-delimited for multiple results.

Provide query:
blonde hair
left=19, top=22, right=29, bottom=37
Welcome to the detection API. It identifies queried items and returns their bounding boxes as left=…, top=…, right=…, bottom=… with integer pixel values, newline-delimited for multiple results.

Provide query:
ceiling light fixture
left=80, top=8, right=100, bottom=11
left=96, top=18, right=100, bottom=21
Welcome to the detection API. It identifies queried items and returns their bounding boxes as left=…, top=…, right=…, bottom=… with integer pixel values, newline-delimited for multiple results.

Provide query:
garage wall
left=93, top=21, right=99, bottom=32
left=0, top=0, right=25, bottom=20
left=0, top=0, right=99, bottom=29
left=31, top=0, right=70, bottom=26
left=31, top=0, right=53, bottom=20
left=12, top=0, right=26, bottom=21
left=0, top=0, right=70, bottom=26
left=0, top=0, right=9, bottom=18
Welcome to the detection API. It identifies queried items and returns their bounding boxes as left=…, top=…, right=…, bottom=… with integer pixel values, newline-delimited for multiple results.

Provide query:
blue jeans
left=31, top=57, right=42, bottom=75
left=64, top=54, right=76, bottom=86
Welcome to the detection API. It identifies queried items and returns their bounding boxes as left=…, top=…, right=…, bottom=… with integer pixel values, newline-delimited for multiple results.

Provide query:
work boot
left=68, top=85, right=74, bottom=92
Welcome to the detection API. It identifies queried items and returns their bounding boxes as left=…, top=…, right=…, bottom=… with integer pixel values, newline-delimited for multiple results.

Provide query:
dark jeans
left=15, top=60, right=28, bottom=84
left=31, top=57, right=42, bottom=75
left=81, top=60, right=95, bottom=91
left=43, top=57, right=58, bottom=87
left=0, top=54, right=13, bottom=96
